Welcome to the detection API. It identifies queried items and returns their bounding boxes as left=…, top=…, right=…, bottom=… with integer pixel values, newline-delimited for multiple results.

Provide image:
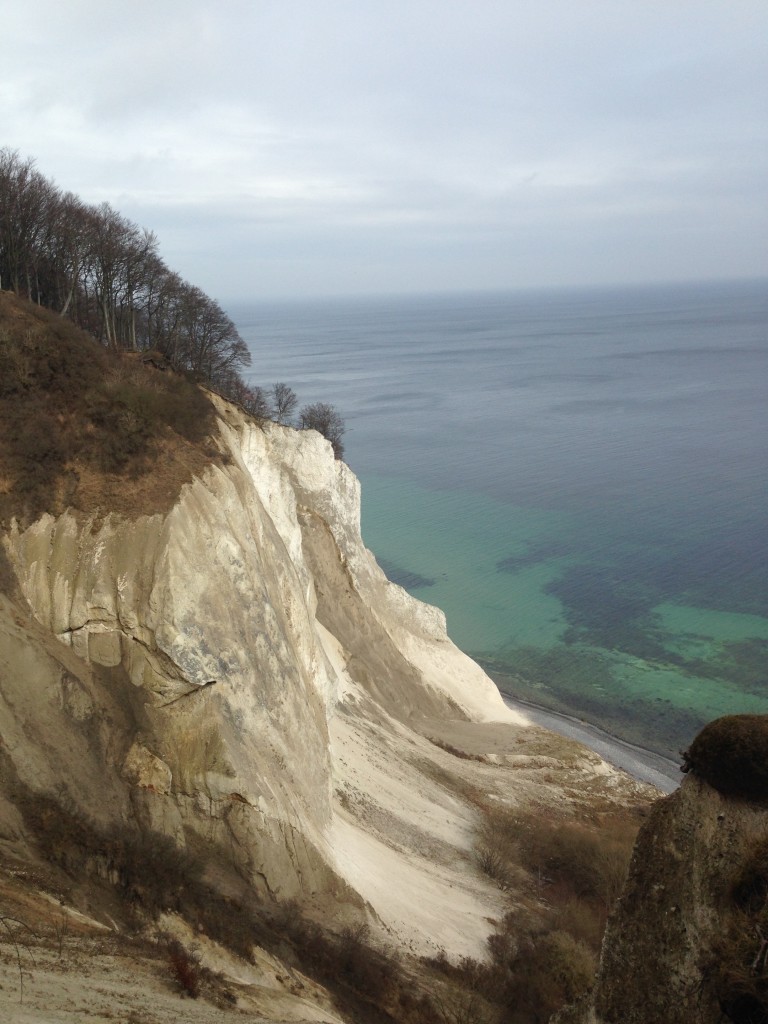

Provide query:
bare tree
left=299, top=402, right=345, bottom=459
left=175, top=285, right=250, bottom=385
left=243, top=384, right=271, bottom=420
left=0, top=149, right=256, bottom=402
left=270, top=382, right=298, bottom=424
left=143, top=266, right=187, bottom=366
left=0, top=149, right=57, bottom=300
left=47, top=192, right=93, bottom=318
left=86, top=203, right=158, bottom=349
left=223, top=379, right=270, bottom=419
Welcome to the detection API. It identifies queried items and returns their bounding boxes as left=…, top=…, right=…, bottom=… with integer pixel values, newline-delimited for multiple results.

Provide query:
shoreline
left=500, top=690, right=681, bottom=794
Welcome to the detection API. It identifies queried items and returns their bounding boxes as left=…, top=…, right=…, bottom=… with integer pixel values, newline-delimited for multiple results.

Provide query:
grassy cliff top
left=0, top=291, right=221, bottom=526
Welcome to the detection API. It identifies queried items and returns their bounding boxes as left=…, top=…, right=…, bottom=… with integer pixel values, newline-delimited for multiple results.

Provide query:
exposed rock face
left=559, top=772, right=768, bottom=1024
left=0, top=398, right=519, bottom=938
left=0, top=394, right=651, bottom=966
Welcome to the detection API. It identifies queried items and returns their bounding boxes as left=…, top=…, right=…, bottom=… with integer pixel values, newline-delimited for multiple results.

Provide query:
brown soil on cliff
left=0, top=290, right=221, bottom=527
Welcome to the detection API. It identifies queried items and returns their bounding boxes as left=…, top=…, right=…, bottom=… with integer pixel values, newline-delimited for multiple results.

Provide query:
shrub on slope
left=682, top=714, right=768, bottom=801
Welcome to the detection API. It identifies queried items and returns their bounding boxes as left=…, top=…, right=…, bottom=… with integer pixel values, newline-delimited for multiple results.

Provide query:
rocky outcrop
left=559, top=771, right=768, bottom=1024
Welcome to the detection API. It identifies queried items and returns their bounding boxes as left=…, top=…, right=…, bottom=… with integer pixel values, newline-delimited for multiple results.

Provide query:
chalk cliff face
left=0, top=391, right=654, bottom=987
left=7, top=330, right=762, bottom=1024
left=0, top=396, right=533, bottom=945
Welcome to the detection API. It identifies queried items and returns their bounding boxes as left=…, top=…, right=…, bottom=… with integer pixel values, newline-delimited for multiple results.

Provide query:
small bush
left=475, top=807, right=636, bottom=913
left=551, top=897, right=606, bottom=951
left=512, top=930, right=597, bottom=1021
left=682, top=715, right=768, bottom=801
left=298, top=401, right=345, bottom=460
left=167, top=939, right=200, bottom=998
left=476, top=843, right=529, bottom=893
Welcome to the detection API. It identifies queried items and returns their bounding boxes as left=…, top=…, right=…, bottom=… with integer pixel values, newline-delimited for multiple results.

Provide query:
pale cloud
left=1, top=0, right=766, bottom=298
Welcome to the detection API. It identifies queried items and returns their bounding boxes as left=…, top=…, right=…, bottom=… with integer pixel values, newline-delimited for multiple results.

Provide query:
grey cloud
left=1, top=0, right=766, bottom=298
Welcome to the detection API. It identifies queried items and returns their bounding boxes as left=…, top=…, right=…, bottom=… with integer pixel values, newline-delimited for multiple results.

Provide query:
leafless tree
left=270, top=382, right=298, bottom=424
left=0, top=149, right=264, bottom=403
left=0, top=149, right=57, bottom=300
left=175, top=285, right=250, bottom=385
left=299, top=402, right=345, bottom=459
left=223, top=379, right=270, bottom=419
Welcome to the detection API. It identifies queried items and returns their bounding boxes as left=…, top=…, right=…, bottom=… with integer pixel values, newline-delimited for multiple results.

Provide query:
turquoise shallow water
left=234, top=280, right=768, bottom=757
left=358, top=475, right=570, bottom=651
left=358, top=472, right=768, bottom=756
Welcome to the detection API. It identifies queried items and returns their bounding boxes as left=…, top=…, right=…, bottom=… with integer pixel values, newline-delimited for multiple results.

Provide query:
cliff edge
left=0, top=309, right=655, bottom=1021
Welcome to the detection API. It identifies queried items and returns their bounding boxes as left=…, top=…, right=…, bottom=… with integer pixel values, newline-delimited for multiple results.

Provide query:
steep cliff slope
left=0, top=312, right=656, bottom=1020
left=2, top=392, right=516, bottom=898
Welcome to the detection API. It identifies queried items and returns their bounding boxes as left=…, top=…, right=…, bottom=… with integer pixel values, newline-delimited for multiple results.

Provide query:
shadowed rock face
left=681, top=713, right=768, bottom=801
left=557, top=747, right=768, bottom=1024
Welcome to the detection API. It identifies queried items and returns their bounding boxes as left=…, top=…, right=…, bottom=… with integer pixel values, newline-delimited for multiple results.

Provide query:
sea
left=231, top=279, right=768, bottom=758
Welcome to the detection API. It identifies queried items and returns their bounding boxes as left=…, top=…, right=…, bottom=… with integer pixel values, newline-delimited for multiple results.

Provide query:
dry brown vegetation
left=419, top=798, right=642, bottom=1023
left=2, top=727, right=649, bottom=1023
left=479, top=807, right=639, bottom=911
left=427, top=737, right=488, bottom=762
left=8, top=781, right=491, bottom=1023
left=409, top=722, right=649, bottom=1021
left=0, top=290, right=220, bottom=525
left=682, top=714, right=768, bottom=802
left=166, top=937, right=202, bottom=998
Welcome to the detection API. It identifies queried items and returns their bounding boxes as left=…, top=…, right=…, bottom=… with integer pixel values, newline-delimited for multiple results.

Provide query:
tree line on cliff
left=0, top=148, right=344, bottom=457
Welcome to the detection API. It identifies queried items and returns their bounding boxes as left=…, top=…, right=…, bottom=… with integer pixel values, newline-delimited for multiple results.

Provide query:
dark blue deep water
left=232, top=280, right=768, bottom=756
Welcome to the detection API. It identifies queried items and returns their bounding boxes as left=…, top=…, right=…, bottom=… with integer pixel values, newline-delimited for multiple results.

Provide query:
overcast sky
left=2, top=1, right=767, bottom=301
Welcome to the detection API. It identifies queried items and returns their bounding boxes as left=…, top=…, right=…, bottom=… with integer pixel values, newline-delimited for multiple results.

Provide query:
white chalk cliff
left=0, top=395, right=645, bottom=967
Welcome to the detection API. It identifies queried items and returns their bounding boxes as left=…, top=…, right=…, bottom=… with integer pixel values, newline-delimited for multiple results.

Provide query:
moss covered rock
left=681, top=715, right=768, bottom=801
